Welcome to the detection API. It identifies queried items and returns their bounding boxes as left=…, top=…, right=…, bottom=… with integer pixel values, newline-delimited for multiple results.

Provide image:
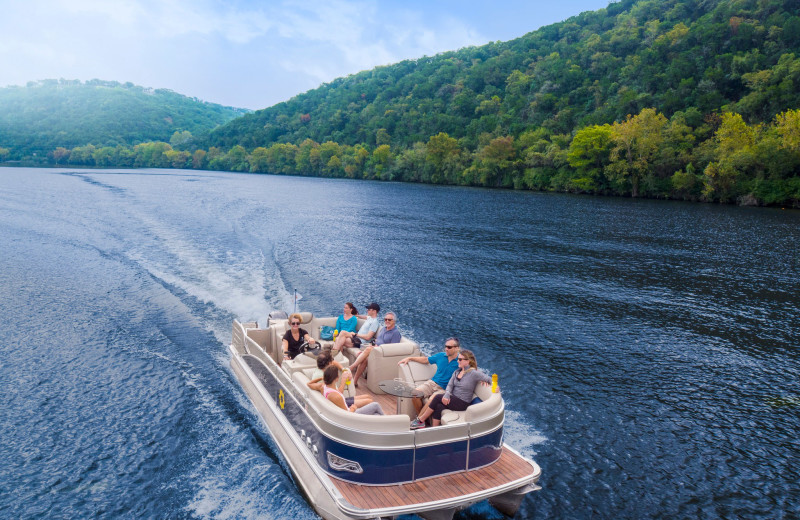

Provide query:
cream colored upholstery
left=365, top=341, right=420, bottom=394
left=282, top=350, right=350, bottom=376
left=440, top=381, right=501, bottom=425
left=292, top=371, right=407, bottom=432
left=398, top=360, right=437, bottom=387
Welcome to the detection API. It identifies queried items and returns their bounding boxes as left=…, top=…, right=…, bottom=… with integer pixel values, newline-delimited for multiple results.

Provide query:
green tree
left=226, top=145, right=250, bottom=172
left=192, top=149, right=207, bottom=169
left=608, top=108, right=668, bottom=197
left=51, top=147, right=71, bottom=165
left=702, top=112, right=759, bottom=202
left=774, top=108, right=800, bottom=152
left=567, top=124, right=613, bottom=192
left=133, top=142, right=171, bottom=168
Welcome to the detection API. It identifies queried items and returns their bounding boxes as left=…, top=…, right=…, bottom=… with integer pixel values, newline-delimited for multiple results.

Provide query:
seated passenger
left=410, top=349, right=489, bottom=429
left=334, top=302, right=359, bottom=336
left=350, top=311, right=401, bottom=387
left=321, top=365, right=384, bottom=415
left=307, top=351, right=373, bottom=409
left=398, top=337, right=461, bottom=415
left=282, top=313, right=317, bottom=361
left=332, top=302, right=381, bottom=353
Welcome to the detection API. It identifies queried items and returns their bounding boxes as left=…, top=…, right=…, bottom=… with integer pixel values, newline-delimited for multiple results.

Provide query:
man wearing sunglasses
left=398, top=337, right=461, bottom=416
left=351, top=311, right=401, bottom=387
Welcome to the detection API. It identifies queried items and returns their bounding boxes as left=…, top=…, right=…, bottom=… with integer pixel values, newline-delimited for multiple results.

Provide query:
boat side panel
left=243, top=355, right=415, bottom=484
left=412, top=439, right=469, bottom=480
left=467, top=427, right=504, bottom=469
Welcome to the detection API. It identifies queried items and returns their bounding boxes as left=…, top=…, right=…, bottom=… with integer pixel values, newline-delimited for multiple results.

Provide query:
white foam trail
left=501, top=409, right=547, bottom=459
left=122, top=209, right=292, bottom=344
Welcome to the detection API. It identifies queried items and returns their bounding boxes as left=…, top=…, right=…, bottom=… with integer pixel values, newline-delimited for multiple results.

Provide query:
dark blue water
left=1, top=167, right=798, bottom=519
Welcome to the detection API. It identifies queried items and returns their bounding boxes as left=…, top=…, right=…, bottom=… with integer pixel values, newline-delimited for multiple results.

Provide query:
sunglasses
left=445, top=345, right=457, bottom=349
left=291, top=322, right=300, bottom=325
left=458, top=357, right=467, bottom=361
left=384, top=318, right=394, bottom=321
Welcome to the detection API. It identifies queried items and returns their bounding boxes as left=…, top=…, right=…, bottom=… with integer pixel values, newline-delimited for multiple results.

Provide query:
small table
left=379, top=380, right=424, bottom=415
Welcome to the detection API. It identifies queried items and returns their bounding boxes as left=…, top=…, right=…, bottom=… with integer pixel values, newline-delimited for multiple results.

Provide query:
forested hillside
left=3, top=0, right=800, bottom=206
left=205, top=0, right=800, bottom=150
left=0, top=79, right=247, bottom=158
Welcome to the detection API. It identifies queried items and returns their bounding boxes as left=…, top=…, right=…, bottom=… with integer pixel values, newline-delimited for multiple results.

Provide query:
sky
left=0, top=0, right=612, bottom=110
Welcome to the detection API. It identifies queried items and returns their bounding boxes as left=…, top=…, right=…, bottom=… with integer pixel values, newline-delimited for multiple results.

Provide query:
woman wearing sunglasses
left=282, top=313, right=317, bottom=360
left=410, top=349, right=490, bottom=429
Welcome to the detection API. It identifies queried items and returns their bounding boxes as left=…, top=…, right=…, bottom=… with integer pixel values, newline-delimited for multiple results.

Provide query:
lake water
left=1, top=167, right=798, bottom=519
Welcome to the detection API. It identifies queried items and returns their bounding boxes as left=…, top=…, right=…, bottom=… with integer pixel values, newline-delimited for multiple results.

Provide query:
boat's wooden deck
left=329, top=446, right=535, bottom=510
left=350, top=373, right=403, bottom=415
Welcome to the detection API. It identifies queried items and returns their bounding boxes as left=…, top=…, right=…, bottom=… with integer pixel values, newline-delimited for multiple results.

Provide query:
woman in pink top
left=321, top=366, right=384, bottom=415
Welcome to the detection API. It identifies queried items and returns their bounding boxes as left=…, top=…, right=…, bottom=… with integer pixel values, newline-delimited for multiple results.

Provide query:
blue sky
left=0, top=0, right=612, bottom=110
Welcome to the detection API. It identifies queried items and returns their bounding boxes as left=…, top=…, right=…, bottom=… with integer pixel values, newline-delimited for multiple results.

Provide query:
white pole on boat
left=294, top=289, right=297, bottom=313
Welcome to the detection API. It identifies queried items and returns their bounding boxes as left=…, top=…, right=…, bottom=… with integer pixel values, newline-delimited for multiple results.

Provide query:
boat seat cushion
left=282, top=350, right=350, bottom=376
left=398, top=360, right=437, bottom=387
left=292, top=371, right=408, bottom=432
left=441, top=391, right=502, bottom=425
left=366, top=340, right=420, bottom=394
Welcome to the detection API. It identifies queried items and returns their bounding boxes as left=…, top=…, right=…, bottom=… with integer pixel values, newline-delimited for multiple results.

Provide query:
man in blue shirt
left=398, top=337, right=460, bottom=415
left=351, top=311, right=401, bottom=387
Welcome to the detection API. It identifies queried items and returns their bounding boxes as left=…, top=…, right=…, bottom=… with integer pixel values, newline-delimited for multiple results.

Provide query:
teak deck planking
left=329, top=447, right=534, bottom=510
left=350, top=373, right=406, bottom=415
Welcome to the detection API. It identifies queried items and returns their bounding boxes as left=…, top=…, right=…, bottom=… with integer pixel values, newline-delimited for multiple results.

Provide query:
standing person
left=332, top=302, right=381, bottom=353
left=321, top=366, right=384, bottom=415
left=282, top=313, right=316, bottom=361
left=334, top=302, right=359, bottom=335
left=350, top=311, right=401, bottom=387
left=398, top=337, right=461, bottom=415
left=410, top=349, right=490, bottom=429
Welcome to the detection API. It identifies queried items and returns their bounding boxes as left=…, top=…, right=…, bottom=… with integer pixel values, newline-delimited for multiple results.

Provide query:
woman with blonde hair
left=282, top=313, right=316, bottom=360
left=410, top=349, right=490, bottom=429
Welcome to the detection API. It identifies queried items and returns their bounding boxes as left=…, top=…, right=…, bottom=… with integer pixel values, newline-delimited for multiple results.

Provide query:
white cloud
left=0, top=0, right=608, bottom=108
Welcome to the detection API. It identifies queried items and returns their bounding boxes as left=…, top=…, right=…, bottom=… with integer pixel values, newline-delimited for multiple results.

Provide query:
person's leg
left=350, top=345, right=374, bottom=386
left=333, top=332, right=352, bottom=352
left=415, top=381, right=440, bottom=416
left=355, top=402, right=384, bottom=415
left=353, top=358, right=368, bottom=387
left=431, top=395, right=470, bottom=426
left=350, top=344, right=372, bottom=370
left=354, top=395, right=372, bottom=407
left=418, top=394, right=443, bottom=423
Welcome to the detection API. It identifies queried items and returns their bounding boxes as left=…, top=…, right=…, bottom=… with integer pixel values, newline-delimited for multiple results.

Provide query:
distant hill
left=203, top=0, right=800, bottom=151
left=0, top=79, right=248, bottom=158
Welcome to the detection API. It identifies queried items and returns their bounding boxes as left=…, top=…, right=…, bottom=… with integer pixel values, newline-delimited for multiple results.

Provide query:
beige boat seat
left=292, top=371, right=409, bottom=432
left=282, top=349, right=350, bottom=376
left=440, top=382, right=501, bottom=425
left=365, top=341, right=420, bottom=394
